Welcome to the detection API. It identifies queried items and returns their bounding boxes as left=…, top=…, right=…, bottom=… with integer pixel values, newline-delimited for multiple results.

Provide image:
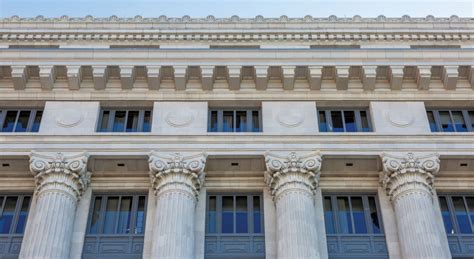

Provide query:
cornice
left=1, top=15, right=471, bottom=24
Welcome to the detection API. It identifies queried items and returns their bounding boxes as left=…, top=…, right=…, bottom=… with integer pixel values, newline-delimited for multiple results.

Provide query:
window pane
left=252, top=111, right=260, bottom=132
left=469, top=111, right=474, bottom=131
left=235, top=111, right=247, bottom=132
left=236, top=196, right=248, bottom=233
left=344, top=111, right=356, bottom=132
left=135, top=196, right=146, bottom=234
left=253, top=196, right=261, bottom=233
left=209, top=111, right=218, bottom=132
left=89, top=197, right=102, bottom=234
left=15, top=196, right=30, bottom=234
left=103, top=197, right=119, bottom=234
left=143, top=111, right=151, bottom=132
left=223, top=111, right=234, bottom=132
left=465, top=197, right=474, bottom=235
left=113, top=111, right=126, bottom=132
left=2, top=111, right=18, bottom=132
left=207, top=196, right=217, bottom=233
left=452, top=111, right=467, bottom=132
left=31, top=111, right=43, bottom=132
left=439, top=197, right=454, bottom=234
left=368, top=197, right=381, bottom=234
left=14, top=111, right=31, bottom=132
left=222, top=196, right=234, bottom=233
left=0, top=197, right=18, bottom=234
left=337, top=197, right=353, bottom=233
left=99, top=111, right=110, bottom=132
left=319, top=111, right=328, bottom=132
left=125, top=111, right=139, bottom=132
left=324, top=197, right=335, bottom=234
left=331, top=111, right=344, bottom=132
left=360, top=111, right=370, bottom=132
left=427, top=111, right=438, bottom=132
left=117, top=197, right=132, bottom=234
left=351, top=197, right=367, bottom=233
left=452, top=197, right=471, bottom=233
left=439, top=111, right=454, bottom=132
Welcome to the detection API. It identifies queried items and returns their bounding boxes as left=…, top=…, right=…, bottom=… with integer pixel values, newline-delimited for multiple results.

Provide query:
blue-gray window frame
left=323, top=193, right=388, bottom=259
left=0, top=109, right=43, bottom=132
left=318, top=109, right=372, bottom=132
left=207, top=108, right=262, bottom=132
left=97, top=109, right=152, bottom=132
left=0, top=194, right=32, bottom=257
left=426, top=109, right=474, bottom=132
left=83, top=193, right=148, bottom=258
left=205, top=193, right=265, bottom=258
left=438, top=194, right=474, bottom=257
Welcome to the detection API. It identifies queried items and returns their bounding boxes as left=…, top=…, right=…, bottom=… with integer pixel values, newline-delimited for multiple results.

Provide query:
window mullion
left=108, top=111, right=115, bottom=132
left=0, top=196, right=6, bottom=218
left=247, top=110, right=252, bottom=132
left=26, top=110, right=36, bottom=132
left=98, top=196, right=108, bottom=234
left=462, top=110, right=473, bottom=132
left=217, top=195, right=222, bottom=234
left=10, top=196, right=23, bottom=234
left=137, top=111, right=145, bottom=132
left=355, top=110, right=363, bottom=132
left=233, top=111, right=237, bottom=132
left=217, top=110, right=223, bottom=132
left=326, top=111, right=333, bottom=132
left=347, top=196, right=356, bottom=234
left=433, top=111, right=442, bottom=132
left=463, top=196, right=474, bottom=233
left=123, top=111, right=129, bottom=132
left=341, top=110, right=347, bottom=132
left=447, top=196, right=461, bottom=234
left=248, top=195, right=253, bottom=234
left=129, top=195, right=139, bottom=234
left=449, top=111, right=457, bottom=132
left=12, top=110, right=20, bottom=132
left=114, top=196, right=122, bottom=234
left=362, top=196, right=372, bottom=234
left=331, top=196, right=340, bottom=234
left=0, top=110, right=5, bottom=132
left=233, top=196, right=237, bottom=233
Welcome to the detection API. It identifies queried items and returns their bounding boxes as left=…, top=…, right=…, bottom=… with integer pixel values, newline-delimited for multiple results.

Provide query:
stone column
left=20, top=152, right=90, bottom=259
left=264, top=151, right=322, bottom=259
left=380, top=152, right=451, bottom=259
left=148, top=152, right=207, bottom=259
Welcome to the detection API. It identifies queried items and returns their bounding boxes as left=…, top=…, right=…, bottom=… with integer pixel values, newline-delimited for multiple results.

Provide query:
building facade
left=0, top=14, right=473, bottom=259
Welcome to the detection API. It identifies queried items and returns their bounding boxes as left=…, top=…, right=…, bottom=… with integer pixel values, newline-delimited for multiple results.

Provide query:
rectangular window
left=0, top=194, right=31, bottom=258
left=318, top=109, right=372, bottom=132
left=98, top=109, right=152, bottom=132
left=205, top=194, right=265, bottom=258
left=0, top=109, right=43, bottom=133
left=208, top=109, right=261, bottom=132
left=323, top=194, right=388, bottom=258
left=84, top=194, right=147, bottom=258
left=438, top=194, right=474, bottom=257
left=426, top=109, right=474, bottom=132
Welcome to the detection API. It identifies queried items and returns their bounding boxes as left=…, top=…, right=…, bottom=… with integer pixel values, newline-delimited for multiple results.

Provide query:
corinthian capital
left=29, top=152, right=90, bottom=200
left=380, top=152, right=440, bottom=200
left=264, top=151, right=322, bottom=198
left=148, top=152, right=207, bottom=198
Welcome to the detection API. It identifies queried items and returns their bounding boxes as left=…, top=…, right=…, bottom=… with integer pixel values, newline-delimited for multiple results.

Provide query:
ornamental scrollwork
left=148, top=152, right=207, bottom=198
left=29, top=151, right=90, bottom=200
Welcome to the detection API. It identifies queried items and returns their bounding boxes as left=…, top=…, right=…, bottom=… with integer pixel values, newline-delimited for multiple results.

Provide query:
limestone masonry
left=0, top=15, right=472, bottom=259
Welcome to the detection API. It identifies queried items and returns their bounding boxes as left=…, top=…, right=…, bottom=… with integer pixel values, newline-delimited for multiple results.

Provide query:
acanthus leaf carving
left=148, top=151, right=207, bottom=199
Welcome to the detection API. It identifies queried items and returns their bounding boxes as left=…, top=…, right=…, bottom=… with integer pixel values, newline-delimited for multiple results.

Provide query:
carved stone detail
left=276, top=110, right=305, bottom=128
left=30, top=151, right=90, bottom=200
left=264, top=151, right=321, bottom=199
left=148, top=152, right=207, bottom=198
left=164, top=112, right=194, bottom=128
left=380, top=152, right=439, bottom=201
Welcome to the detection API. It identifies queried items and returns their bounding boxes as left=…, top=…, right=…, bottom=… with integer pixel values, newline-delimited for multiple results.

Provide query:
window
left=0, top=195, right=31, bottom=257
left=0, top=109, right=43, bottom=133
left=427, top=110, right=474, bottom=132
left=318, top=109, right=371, bottom=132
left=208, top=109, right=261, bottom=132
left=323, top=194, right=388, bottom=259
left=205, top=194, right=265, bottom=258
left=83, top=194, right=147, bottom=259
left=438, top=194, right=474, bottom=257
left=98, top=109, right=151, bottom=132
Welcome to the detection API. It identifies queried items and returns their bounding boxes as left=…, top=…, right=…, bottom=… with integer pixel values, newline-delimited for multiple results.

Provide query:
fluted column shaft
left=20, top=152, right=90, bottom=259
left=148, top=152, right=207, bottom=259
left=381, top=152, right=451, bottom=259
left=265, top=151, right=322, bottom=259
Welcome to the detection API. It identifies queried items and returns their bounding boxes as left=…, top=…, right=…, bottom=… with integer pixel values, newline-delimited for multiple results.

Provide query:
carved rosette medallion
left=29, top=151, right=90, bottom=200
left=264, top=151, right=321, bottom=199
left=148, top=152, right=207, bottom=199
left=380, top=152, right=440, bottom=201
